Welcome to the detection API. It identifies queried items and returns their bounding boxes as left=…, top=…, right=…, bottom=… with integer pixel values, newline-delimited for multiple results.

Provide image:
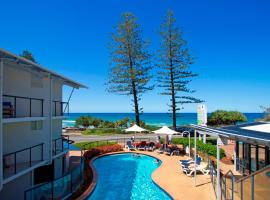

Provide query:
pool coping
left=76, top=151, right=174, bottom=200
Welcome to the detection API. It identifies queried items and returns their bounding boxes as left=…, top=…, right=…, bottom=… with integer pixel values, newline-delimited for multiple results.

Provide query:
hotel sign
left=197, top=104, right=207, bottom=126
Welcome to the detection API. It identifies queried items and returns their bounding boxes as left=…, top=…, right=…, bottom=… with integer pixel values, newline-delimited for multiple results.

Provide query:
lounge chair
left=146, top=142, right=155, bottom=151
left=137, top=141, right=147, bottom=151
left=182, top=162, right=210, bottom=176
left=181, top=156, right=202, bottom=168
left=156, top=144, right=166, bottom=154
left=125, top=141, right=136, bottom=151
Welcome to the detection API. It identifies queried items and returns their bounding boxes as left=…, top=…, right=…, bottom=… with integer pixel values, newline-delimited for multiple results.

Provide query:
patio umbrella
left=153, top=126, right=179, bottom=145
left=125, top=124, right=148, bottom=146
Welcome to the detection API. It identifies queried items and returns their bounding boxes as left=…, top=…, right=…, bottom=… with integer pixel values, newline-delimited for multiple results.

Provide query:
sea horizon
left=63, top=112, right=264, bottom=127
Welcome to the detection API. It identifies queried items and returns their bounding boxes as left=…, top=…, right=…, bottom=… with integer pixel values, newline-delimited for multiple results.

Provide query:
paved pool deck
left=130, top=150, right=216, bottom=200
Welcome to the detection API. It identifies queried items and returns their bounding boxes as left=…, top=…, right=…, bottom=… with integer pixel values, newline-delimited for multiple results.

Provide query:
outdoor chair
left=137, top=141, right=147, bottom=151
left=182, top=162, right=210, bottom=176
left=3, top=102, right=14, bottom=118
left=181, top=156, right=202, bottom=168
left=146, top=142, right=155, bottom=151
left=125, top=141, right=136, bottom=151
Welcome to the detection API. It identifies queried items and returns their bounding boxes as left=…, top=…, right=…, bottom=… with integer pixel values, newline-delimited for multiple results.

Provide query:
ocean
left=63, top=113, right=264, bottom=127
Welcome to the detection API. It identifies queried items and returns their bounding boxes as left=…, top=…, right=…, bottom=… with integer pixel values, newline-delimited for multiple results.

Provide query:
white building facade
left=0, top=48, right=86, bottom=200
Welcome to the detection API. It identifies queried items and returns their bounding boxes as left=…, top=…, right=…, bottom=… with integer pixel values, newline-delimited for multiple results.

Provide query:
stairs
left=221, top=165, right=270, bottom=200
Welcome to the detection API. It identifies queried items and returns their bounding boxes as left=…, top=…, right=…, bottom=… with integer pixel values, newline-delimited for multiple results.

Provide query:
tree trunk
left=132, top=81, right=140, bottom=125
left=126, top=22, right=140, bottom=126
left=168, top=17, right=176, bottom=130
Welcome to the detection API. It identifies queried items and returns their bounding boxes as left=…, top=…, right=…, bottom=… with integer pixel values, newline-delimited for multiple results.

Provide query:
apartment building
left=0, top=48, right=86, bottom=200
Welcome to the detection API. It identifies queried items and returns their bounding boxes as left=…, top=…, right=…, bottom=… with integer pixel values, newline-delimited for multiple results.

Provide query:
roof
left=0, top=48, right=87, bottom=89
left=190, top=122, right=270, bottom=147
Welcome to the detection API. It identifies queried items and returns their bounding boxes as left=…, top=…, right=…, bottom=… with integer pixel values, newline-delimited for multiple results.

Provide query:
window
left=31, top=121, right=43, bottom=130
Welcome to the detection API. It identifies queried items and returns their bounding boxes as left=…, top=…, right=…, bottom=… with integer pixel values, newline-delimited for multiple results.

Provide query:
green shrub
left=207, top=110, right=247, bottom=126
left=82, top=128, right=125, bottom=135
left=171, top=138, right=226, bottom=158
left=74, top=141, right=117, bottom=150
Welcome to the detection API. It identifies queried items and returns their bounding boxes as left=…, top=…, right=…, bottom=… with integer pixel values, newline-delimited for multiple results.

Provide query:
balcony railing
left=3, top=94, right=44, bottom=118
left=24, top=158, right=84, bottom=200
left=52, top=101, right=69, bottom=116
left=52, top=135, right=70, bottom=156
left=3, top=143, right=44, bottom=179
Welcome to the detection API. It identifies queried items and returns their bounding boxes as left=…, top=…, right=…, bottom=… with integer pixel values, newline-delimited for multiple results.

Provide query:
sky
left=0, top=0, right=269, bottom=113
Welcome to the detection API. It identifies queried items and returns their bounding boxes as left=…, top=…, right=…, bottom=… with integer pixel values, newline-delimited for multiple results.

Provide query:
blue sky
left=1, top=0, right=269, bottom=113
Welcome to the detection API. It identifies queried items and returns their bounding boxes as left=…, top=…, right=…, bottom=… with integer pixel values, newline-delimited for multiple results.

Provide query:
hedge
left=171, top=138, right=226, bottom=158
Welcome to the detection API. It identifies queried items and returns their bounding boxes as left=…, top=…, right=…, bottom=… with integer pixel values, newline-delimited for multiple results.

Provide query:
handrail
left=52, top=100, right=69, bottom=116
left=24, top=157, right=84, bottom=200
left=3, top=94, right=44, bottom=118
left=3, top=143, right=44, bottom=156
left=52, top=135, right=70, bottom=156
left=4, top=94, right=44, bottom=101
left=3, top=143, right=44, bottom=177
left=235, top=164, right=270, bottom=183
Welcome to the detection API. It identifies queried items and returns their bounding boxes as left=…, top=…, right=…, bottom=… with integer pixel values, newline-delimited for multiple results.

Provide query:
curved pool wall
left=88, top=153, right=172, bottom=200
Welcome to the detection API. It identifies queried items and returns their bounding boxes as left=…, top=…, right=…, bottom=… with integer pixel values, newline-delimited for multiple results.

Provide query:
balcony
left=52, top=100, right=69, bottom=117
left=2, top=95, right=44, bottom=123
left=3, top=143, right=44, bottom=180
left=52, top=135, right=70, bottom=157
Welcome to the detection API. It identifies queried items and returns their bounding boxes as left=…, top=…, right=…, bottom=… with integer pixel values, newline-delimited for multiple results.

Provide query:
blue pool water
left=88, top=153, right=172, bottom=200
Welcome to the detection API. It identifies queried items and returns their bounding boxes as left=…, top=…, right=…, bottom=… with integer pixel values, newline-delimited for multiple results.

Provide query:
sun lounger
left=126, top=141, right=136, bottom=151
left=181, top=156, right=202, bottom=168
left=137, top=141, right=147, bottom=151
left=182, top=162, right=210, bottom=176
left=146, top=142, right=155, bottom=151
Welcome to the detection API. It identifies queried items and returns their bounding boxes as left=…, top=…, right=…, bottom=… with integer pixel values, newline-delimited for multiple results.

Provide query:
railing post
left=251, top=175, right=254, bottom=200
left=41, top=143, right=44, bottom=161
left=29, top=98, right=32, bottom=117
left=29, top=147, right=32, bottom=167
left=14, top=96, right=17, bottom=118
left=54, top=101, right=56, bottom=116
left=51, top=181, right=54, bottom=199
left=70, top=171, right=73, bottom=192
left=41, top=99, right=44, bottom=117
left=232, top=175, right=234, bottom=200
left=14, top=153, right=17, bottom=174
left=224, top=177, right=226, bottom=199
left=240, top=181, right=243, bottom=200
left=54, top=140, right=57, bottom=155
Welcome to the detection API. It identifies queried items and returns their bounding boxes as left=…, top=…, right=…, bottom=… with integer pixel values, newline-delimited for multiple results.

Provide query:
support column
left=203, top=133, right=206, bottom=144
left=235, top=141, right=239, bottom=171
left=49, top=74, right=53, bottom=163
left=0, top=59, right=3, bottom=191
left=189, top=132, right=191, bottom=158
left=194, top=130, right=197, bottom=186
left=216, top=136, right=221, bottom=200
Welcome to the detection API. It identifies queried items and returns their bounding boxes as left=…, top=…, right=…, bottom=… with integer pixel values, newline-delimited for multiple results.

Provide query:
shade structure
left=125, top=124, right=147, bottom=133
left=153, top=126, right=179, bottom=135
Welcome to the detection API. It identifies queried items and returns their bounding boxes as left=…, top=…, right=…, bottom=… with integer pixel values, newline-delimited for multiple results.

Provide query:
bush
left=74, top=141, right=117, bottom=150
left=83, top=144, right=123, bottom=161
left=75, top=116, right=92, bottom=129
left=82, top=128, right=125, bottom=135
left=171, top=138, right=226, bottom=158
left=207, top=110, right=247, bottom=126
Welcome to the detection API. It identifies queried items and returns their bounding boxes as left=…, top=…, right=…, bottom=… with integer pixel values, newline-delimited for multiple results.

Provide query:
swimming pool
left=88, top=153, right=172, bottom=200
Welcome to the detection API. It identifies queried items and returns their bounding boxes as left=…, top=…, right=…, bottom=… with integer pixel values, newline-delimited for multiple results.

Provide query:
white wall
left=0, top=172, right=32, bottom=200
